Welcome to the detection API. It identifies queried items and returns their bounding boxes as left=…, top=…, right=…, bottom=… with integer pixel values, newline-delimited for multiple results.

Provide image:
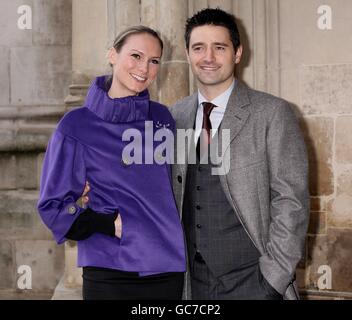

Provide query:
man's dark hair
left=185, top=8, right=241, bottom=51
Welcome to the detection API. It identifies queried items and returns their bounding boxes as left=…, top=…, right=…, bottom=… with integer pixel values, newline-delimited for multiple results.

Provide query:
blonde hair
left=113, top=25, right=163, bottom=54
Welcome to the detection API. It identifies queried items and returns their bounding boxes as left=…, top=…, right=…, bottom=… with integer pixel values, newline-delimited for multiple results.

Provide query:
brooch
left=155, top=121, right=171, bottom=129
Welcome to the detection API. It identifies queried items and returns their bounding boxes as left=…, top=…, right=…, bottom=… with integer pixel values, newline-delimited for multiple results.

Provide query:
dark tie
left=197, top=102, right=217, bottom=158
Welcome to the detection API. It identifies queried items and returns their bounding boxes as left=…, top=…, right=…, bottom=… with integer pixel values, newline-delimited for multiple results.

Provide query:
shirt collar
left=198, top=79, right=236, bottom=109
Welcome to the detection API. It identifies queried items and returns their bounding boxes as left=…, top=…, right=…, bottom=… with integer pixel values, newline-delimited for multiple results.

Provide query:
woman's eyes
left=131, top=54, right=159, bottom=65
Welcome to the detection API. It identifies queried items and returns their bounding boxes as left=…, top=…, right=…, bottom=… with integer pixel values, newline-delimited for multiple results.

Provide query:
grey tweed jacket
left=169, top=80, right=310, bottom=300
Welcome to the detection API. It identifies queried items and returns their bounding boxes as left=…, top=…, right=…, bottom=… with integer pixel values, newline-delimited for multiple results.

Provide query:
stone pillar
left=141, top=0, right=190, bottom=105
left=72, top=0, right=110, bottom=83
left=65, top=0, right=111, bottom=108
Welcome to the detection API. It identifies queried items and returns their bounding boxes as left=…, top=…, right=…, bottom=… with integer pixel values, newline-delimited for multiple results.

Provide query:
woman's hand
left=80, top=181, right=90, bottom=207
left=114, top=214, right=122, bottom=239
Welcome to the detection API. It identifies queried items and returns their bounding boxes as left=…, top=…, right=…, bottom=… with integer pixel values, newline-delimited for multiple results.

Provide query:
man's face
left=186, top=25, right=242, bottom=93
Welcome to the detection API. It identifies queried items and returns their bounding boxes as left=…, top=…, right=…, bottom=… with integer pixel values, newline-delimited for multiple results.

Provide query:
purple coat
left=37, top=76, right=186, bottom=275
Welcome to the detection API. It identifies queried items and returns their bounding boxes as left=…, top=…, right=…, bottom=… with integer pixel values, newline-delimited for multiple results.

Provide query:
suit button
left=196, top=205, right=201, bottom=210
left=68, top=205, right=77, bottom=215
left=177, top=175, right=182, bottom=183
left=196, top=186, right=201, bottom=191
left=196, top=224, right=202, bottom=229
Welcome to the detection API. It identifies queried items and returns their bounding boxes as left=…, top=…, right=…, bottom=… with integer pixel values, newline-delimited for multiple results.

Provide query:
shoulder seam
left=55, top=127, right=96, bottom=152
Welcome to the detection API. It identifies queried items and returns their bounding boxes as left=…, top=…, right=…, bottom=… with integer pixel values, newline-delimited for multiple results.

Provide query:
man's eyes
left=192, top=46, right=203, bottom=51
left=192, top=46, right=226, bottom=52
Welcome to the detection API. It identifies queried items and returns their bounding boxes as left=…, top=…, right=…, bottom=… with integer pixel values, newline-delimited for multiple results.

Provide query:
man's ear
left=108, top=47, right=118, bottom=65
left=234, top=45, right=243, bottom=64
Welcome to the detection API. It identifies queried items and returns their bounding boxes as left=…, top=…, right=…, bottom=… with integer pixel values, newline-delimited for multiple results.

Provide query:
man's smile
left=199, top=65, right=220, bottom=71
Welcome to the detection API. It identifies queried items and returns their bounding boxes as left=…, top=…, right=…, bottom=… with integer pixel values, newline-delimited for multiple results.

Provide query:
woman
left=37, top=26, right=186, bottom=300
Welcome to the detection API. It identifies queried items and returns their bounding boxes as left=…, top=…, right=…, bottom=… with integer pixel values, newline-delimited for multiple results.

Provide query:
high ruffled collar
left=85, top=75, right=150, bottom=123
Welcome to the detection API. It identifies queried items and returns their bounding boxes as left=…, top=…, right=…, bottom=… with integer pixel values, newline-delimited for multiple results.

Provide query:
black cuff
left=65, top=208, right=117, bottom=241
left=90, top=211, right=117, bottom=237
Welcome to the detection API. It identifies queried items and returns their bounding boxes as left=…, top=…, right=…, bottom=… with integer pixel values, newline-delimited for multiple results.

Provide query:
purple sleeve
left=37, top=129, right=86, bottom=244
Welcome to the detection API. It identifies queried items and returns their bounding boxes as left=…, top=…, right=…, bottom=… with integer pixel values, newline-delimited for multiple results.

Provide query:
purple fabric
left=37, top=76, right=186, bottom=276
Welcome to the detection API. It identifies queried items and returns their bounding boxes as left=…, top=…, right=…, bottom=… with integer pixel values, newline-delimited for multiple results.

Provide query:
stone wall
left=0, top=0, right=72, bottom=299
left=274, top=0, right=352, bottom=298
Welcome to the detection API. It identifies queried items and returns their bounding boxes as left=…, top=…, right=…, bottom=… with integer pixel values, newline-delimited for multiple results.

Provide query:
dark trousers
left=82, top=267, right=184, bottom=300
left=190, top=252, right=283, bottom=300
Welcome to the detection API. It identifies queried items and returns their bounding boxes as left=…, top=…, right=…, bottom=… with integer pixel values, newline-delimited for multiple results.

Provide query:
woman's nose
left=138, top=60, right=149, bottom=74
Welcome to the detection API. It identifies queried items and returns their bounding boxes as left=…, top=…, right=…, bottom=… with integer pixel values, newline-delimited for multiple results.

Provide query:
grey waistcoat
left=182, top=152, right=260, bottom=278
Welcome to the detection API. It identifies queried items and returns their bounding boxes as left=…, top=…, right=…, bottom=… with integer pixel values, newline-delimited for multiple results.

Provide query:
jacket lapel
left=218, top=80, right=251, bottom=154
left=177, top=94, right=198, bottom=132
left=175, top=93, right=198, bottom=174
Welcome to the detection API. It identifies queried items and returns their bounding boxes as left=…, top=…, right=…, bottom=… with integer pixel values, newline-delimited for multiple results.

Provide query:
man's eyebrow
left=191, top=42, right=230, bottom=48
left=191, top=42, right=205, bottom=48
left=213, top=42, right=229, bottom=47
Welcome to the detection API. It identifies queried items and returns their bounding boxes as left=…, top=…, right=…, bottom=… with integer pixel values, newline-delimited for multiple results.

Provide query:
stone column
left=141, top=0, right=190, bottom=105
left=65, top=0, right=111, bottom=108
left=72, top=0, right=110, bottom=83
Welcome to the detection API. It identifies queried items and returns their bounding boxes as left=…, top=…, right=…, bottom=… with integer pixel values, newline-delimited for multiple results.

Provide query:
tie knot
left=202, top=102, right=217, bottom=117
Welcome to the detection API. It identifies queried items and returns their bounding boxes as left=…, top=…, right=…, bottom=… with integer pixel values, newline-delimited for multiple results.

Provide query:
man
left=169, top=8, right=309, bottom=300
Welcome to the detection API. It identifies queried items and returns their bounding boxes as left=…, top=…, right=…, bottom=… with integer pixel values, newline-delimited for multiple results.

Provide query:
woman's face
left=109, top=33, right=162, bottom=97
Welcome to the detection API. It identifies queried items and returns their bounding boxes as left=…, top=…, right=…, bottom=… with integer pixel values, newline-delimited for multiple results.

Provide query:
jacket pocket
left=258, top=266, right=283, bottom=299
left=231, top=150, right=266, bottom=170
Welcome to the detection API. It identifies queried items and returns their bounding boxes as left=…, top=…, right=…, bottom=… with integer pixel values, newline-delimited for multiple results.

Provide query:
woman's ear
left=108, top=47, right=118, bottom=65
